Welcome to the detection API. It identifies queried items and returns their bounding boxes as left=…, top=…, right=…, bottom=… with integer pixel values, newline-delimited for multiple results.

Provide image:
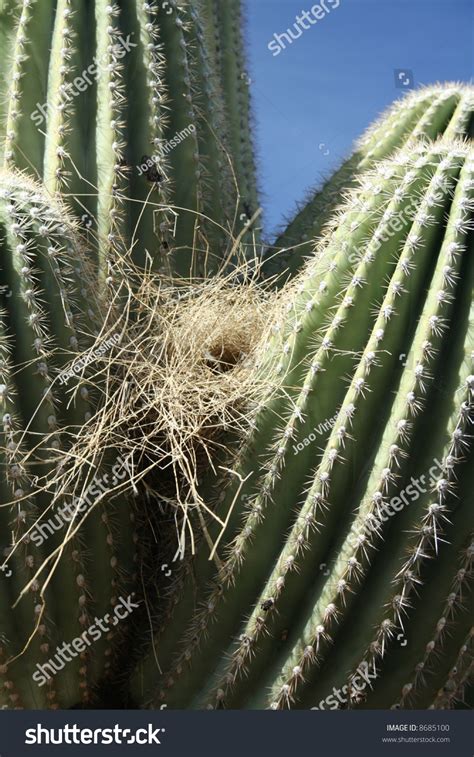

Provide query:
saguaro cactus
left=202, top=0, right=259, bottom=224
left=0, top=170, right=140, bottom=709
left=132, top=138, right=474, bottom=709
left=267, top=83, right=474, bottom=282
left=0, top=0, right=262, bottom=711
left=0, top=0, right=259, bottom=278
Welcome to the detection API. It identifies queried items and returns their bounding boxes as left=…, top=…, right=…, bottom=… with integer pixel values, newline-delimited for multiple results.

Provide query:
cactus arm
left=262, top=152, right=473, bottom=710
left=268, top=84, right=474, bottom=284
left=41, top=0, right=100, bottom=240
left=155, top=1, right=203, bottom=277
left=184, top=1, right=237, bottom=272
left=197, top=147, right=466, bottom=709
left=0, top=310, right=51, bottom=708
left=0, top=170, right=138, bottom=708
left=299, top=180, right=474, bottom=709
left=93, top=0, right=130, bottom=273
left=117, top=1, right=171, bottom=270
left=0, top=1, right=21, bottom=135
left=0, top=174, right=92, bottom=707
left=43, top=0, right=82, bottom=194
left=206, top=0, right=259, bottom=223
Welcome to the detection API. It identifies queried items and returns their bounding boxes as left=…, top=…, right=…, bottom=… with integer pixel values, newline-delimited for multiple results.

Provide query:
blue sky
left=245, top=0, right=474, bottom=238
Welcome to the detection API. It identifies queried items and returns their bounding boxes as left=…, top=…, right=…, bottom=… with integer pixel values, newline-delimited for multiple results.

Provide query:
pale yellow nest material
left=13, top=255, right=275, bottom=574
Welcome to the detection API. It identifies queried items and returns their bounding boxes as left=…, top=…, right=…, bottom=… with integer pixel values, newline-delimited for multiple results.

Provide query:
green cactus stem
left=130, top=138, right=473, bottom=709
left=0, top=169, right=141, bottom=709
left=0, top=0, right=259, bottom=278
left=202, top=0, right=259, bottom=225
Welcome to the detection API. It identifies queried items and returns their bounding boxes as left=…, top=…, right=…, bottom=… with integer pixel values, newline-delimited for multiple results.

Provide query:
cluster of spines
left=393, top=539, right=473, bottom=709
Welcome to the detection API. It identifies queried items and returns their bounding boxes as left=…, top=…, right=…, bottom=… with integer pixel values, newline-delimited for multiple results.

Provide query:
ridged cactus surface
left=132, top=139, right=474, bottom=709
left=0, top=0, right=259, bottom=277
left=267, top=83, right=474, bottom=283
left=0, top=0, right=472, bottom=716
left=0, top=170, right=139, bottom=709
left=202, top=0, right=259, bottom=223
left=0, top=0, right=261, bottom=711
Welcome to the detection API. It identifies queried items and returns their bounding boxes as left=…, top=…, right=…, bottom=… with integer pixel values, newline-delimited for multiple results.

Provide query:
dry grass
left=8, top=249, right=277, bottom=600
